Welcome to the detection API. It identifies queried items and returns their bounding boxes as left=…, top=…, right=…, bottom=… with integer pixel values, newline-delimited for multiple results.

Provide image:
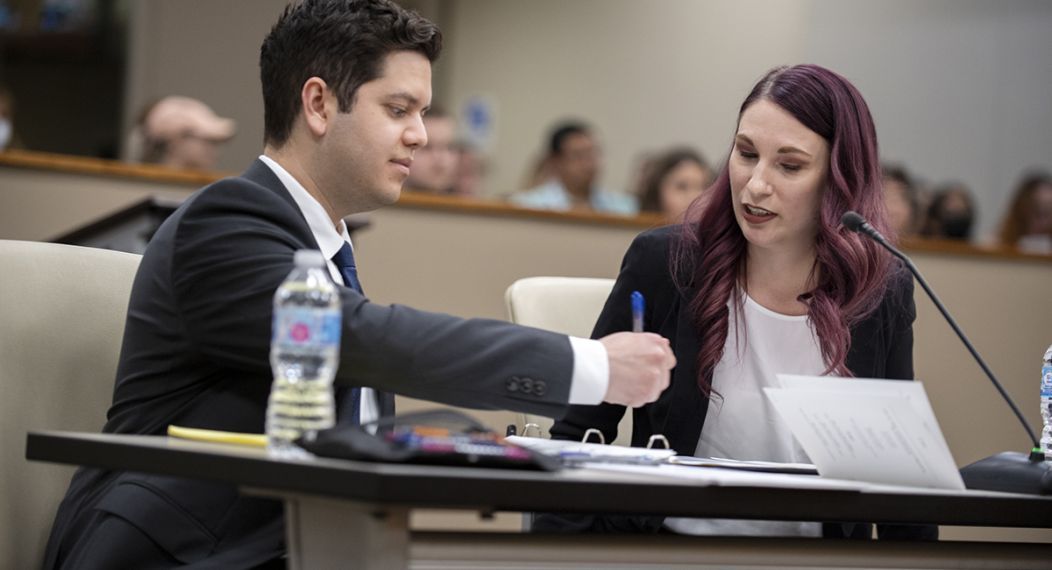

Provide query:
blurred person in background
left=451, top=141, right=485, bottom=198
left=882, top=164, right=919, bottom=239
left=0, top=84, right=24, bottom=151
left=511, top=120, right=637, bottom=215
left=998, top=171, right=1052, bottom=254
left=637, top=147, right=714, bottom=224
left=405, top=107, right=459, bottom=194
left=920, top=183, right=975, bottom=241
left=127, top=95, right=236, bottom=171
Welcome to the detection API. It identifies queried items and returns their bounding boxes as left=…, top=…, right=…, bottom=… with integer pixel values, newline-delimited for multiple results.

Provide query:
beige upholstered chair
left=0, top=240, right=141, bottom=569
left=504, top=276, right=632, bottom=445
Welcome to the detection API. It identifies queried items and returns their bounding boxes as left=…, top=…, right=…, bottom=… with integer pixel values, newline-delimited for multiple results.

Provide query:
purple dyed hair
left=674, top=64, right=892, bottom=394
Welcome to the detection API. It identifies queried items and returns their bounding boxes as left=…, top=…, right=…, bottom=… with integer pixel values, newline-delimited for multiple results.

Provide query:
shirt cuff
left=568, top=336, right=609, bottom=405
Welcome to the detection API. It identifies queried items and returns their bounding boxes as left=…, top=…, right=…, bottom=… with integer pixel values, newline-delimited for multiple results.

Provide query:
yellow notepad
left=167, top=425, right=267, bottom=448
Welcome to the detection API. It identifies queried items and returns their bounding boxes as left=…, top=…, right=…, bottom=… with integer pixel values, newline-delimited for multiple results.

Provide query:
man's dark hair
left=547, top=121, right=591, bottom=157
left=260, top=0, right=442, bottom=147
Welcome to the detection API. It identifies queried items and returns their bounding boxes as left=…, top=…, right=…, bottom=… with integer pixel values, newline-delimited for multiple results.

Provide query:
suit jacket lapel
left=242, top=159, right=312, bottom=225
left=661, top=293, right=707, bottom=456
left=241, top=158, right=396, bottom=418
left=641, top=280, right=707, bottom=457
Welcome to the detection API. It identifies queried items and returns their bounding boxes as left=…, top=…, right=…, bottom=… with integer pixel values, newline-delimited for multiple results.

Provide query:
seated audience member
left=0, top=84, right=23, bottom=151
left=534, top=64, right=934, bottom=541
left=451, top=141, right=485, bottom=198
left=882, top=164, right=919, bottom=239
left=405, top=107, right=459, bottom=193
left=637, top=147, right=714, bottom=224
left=43, top=1, right=675, bottom=568
left=998, top=171, right=1052, bottom=254
left=128, top=95, right=236, bottom=170
left=511, top=121, right=637, bottom=215
left=920, top=183, right=975, bottom=241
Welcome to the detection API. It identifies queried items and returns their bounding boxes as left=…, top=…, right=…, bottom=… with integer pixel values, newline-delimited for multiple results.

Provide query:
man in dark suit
left=43, top=1, right=676, bottom=567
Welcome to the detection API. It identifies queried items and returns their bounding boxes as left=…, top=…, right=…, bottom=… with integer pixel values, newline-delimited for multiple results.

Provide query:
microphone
left=841, top=210, right=1051, bottom=495
left=841, top=211, right=889, bottom=247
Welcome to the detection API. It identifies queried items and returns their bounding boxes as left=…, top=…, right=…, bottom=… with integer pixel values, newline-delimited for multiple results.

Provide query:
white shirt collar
left=257, top=156, right=379, bottom=424
left=258, top=154, right=351, bottom=261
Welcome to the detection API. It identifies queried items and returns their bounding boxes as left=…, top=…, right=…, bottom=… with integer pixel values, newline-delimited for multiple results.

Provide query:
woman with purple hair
left=535, top=65, right=933, bottom=540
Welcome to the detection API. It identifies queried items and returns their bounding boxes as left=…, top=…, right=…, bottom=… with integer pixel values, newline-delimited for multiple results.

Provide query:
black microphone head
left=841, top=211, right=866, bottom=233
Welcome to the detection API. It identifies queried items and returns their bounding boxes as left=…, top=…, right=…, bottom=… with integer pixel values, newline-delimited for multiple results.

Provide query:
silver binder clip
left=522, top=423, right=543, bottom=438
left=646, top=434, right=670, bottom=449
left=581, top=428, right=606, bottom=445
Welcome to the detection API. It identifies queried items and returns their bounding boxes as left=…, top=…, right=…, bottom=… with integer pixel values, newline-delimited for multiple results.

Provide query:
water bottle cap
left=293, top=249, right=326, bottom=268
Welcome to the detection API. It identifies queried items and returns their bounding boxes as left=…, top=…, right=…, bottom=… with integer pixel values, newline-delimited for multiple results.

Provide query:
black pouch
left=295, top=409, right=562, bottom=471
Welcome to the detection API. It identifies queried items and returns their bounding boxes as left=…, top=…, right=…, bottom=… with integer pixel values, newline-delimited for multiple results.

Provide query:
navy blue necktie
left=331, top=242, right=363, bottom=425
left=332, top=242, right=364, bottom=294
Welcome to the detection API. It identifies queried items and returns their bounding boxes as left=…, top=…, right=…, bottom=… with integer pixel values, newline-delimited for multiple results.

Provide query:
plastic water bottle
left=1042, top=344, right=1052, bottom=454
left=266, top=250, right=341, bottom=456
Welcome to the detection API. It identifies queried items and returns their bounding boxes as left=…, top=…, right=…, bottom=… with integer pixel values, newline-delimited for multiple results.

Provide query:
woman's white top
left=664, top=292, right=825, bottom=537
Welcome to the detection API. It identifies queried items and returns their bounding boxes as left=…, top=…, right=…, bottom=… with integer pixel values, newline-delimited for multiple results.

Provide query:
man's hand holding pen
left=599, top=291, right=674, bottom=408
left=599, top=332, right=675, bottom=407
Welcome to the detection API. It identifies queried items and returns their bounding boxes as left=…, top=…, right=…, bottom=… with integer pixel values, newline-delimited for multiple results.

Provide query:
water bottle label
left=273, top=308, right=341, bottom=347
left=1043, top=365, right=1052, bottom=398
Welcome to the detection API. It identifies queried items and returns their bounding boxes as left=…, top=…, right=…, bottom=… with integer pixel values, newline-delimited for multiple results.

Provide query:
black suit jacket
left=45, top=160, right=579, bottom=568
left=535, top=226, right=931, bottom=539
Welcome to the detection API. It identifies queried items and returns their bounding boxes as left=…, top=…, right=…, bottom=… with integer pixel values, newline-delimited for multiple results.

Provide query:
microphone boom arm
left=841, top=211, right=1040, bottom=450
left=888, top=244, right=1039, bottom=449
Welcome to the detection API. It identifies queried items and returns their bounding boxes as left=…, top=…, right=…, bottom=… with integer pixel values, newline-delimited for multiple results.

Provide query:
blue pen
left=631, top=291, right=645, bottom=333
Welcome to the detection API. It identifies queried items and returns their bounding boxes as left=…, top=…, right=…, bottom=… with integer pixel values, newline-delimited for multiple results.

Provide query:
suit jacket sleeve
left=884, top=264, right=916, bottom=380
left=171, top=177, right=574, bottom=418
left=844, top=261, right=916, bottom=381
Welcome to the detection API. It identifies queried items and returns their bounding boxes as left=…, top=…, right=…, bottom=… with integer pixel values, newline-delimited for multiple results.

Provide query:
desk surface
left=26, top=431, right=1052, bottom=529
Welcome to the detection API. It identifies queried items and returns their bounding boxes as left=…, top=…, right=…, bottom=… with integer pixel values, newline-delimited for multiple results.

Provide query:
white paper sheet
left=668, top=455, right=817, bottom=475
left=578, top=462, right=867, bottom=491
left=764, top=375, right=965, bottom=490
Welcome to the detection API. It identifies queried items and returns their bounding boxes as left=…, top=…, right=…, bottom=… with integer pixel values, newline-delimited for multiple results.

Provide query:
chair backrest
left=504, top=277, right=632, bottom=445
left=0, top=240, right=141, bottom=569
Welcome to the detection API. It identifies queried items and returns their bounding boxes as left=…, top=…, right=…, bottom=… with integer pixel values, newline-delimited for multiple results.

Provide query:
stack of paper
left=668, top=455, right=817, bottom=475
left=764, top=375, right=965, bottom=490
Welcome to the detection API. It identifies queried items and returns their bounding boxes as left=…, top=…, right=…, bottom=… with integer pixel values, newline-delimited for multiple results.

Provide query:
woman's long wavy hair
left=674, top=64, right=892, bottom=394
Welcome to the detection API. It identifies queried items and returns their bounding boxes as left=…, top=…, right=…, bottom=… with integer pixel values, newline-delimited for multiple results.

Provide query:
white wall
left=443, top=0, right=1052, bottom=239
left=806, top=0, right=1052, bottom=241
left=123, top=0, right=288, bottom=170
left=122, top=0, right=446, bottom=174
